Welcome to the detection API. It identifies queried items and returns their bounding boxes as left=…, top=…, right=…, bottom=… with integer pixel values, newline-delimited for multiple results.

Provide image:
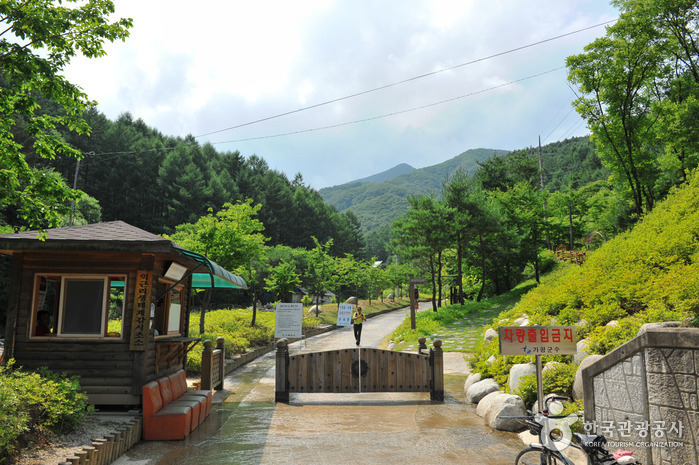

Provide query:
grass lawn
left=388, top=280, right=536, bottom=354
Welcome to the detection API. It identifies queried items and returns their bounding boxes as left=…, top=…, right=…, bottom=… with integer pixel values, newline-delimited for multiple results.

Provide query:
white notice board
left=336, top=304, right=353, bottom=326
left=274, top=303, right=303, bottom=338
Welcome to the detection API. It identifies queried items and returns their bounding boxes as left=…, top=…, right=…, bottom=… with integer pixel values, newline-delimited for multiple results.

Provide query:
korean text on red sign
left=498, top=326, right=576, bottom=355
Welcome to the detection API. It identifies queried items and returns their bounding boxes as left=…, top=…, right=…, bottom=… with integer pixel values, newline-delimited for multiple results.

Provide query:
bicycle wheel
left=515, top=446, right=564, bottom=465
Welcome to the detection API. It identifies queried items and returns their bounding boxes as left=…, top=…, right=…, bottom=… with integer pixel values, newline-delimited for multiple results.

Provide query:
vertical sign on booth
left=130, top=270, right=152, bottom=351
left=336, top=304, right=353, bottom=326
left=275, top=302, right=303, bottom=338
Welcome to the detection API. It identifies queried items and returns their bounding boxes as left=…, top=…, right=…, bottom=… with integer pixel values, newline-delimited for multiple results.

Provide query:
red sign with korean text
left=498, top=326, right=576, bottom=355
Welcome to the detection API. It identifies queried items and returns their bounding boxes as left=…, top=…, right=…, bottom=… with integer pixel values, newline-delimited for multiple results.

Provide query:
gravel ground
left=14, top=413, right=138, bottom=465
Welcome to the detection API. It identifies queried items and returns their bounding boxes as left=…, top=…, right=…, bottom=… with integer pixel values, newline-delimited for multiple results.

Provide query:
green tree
left=237, top=254, right=270, bottom=327
left=167, top=199, right=268, bottom=330
left=265, top=260, right=301, bottom=303
left=366, top=260, right=388, bottom=304
left=492, top=182, right=547, bottom=284
left=60, top=191, right=102, bottom=226
left=304, top=238, right=334, bottom=316
left=391, top=195, right=450, bottom=311
left=443, top=170, right=475, bottom=304
left=567, top=0, right=699, bottom=217
left=0, top=0, right=131, bottom=228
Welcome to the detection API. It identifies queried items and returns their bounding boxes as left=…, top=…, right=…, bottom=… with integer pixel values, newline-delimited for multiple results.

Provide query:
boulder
left=543, top=361, right=563, bottom=374
left=617, top=456, right=639, bottom=464
left=513, top=316, right=529, bottom=326
left=484, top=328, right=498, bottom=342
left=637, top=321, right=681, bottom=336
left=573, top=339, right=589, bottom=365
left=606, top=320, right=619, bottom=327
left=486, top=355, right=496, bottom=364
left=509, top=363, right=536, bottom=393
left=476, top=391, right=504, bottom=417
left=308, top=305, right=321, bottom=315
left=573, top=354, right=604, bottom=400
left=465, top=378, right=500, bottom=404
left=463, top=372, right=482, bottom=396
left=531, top=393, right=570, bottom=414
left=484, top=394, right=528, bottom=432
left=387, top=341, right=396, bottom=351
left=346, top=296, right=358, bottom=304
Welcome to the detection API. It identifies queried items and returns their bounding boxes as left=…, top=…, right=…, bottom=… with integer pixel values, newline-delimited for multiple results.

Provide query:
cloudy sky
left=64, top=1, right=619, bottom=190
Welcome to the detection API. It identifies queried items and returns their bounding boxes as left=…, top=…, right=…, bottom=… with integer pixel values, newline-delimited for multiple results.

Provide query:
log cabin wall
left=11, top=251, right=147, bottom=405
left=1, top=222, right=223, bottom=407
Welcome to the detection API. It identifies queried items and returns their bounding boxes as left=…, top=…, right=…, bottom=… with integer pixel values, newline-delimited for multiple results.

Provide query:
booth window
left=154, top=283, right=184, bottom=337
left=32, top=275, right=126, bottom=338
left=167, top=288, right=182, bottom=335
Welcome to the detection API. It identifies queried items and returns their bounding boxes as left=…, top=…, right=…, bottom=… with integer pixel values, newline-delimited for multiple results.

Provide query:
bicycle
left=514, top=396, right=639, bottom=465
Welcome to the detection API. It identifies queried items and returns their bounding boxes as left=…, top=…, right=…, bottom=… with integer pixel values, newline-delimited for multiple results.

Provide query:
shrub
left=0, top=360, right=91, bottom=459
left=514, top=363, right=577, bottom=407
left=186, top=307, right=321, bottom=373
left=514, top=373, right=538, bottom=407
left=468, top=340, right=533, bottom=386
left=585, top=318, right=643, bottom=355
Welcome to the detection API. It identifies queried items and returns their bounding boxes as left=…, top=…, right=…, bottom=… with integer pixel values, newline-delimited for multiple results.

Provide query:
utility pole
left=538, top=136, right=552, bottom=250
left=68, top=158, right=81, bottom=226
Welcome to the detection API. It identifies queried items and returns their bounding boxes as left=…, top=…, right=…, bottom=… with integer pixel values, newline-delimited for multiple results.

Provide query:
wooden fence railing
left=201, top=337, right=225, bottom=390
left=58, top=418, right=142, bottom=465
left=555, top=248, right=586, bottom=265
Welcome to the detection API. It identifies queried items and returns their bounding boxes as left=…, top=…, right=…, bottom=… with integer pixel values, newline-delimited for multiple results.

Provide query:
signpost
left=498, top=326, right=577, bottom=412
left=336, top=304, right=353, bottom=326
left=274, top=303, right=303, bottom=339
left=408, top=277, right=426, bottom=329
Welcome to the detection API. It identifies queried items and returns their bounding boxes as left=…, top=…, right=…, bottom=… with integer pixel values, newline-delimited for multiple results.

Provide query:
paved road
left=115, top=308, right=525, bottom=465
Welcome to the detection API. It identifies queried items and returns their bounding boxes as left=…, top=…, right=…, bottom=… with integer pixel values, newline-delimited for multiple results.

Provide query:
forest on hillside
left=389, top=0, right=699, bottom=306
left=1, top=107, right=366, bottom=259
left=0, top=0, right=697, bottom=316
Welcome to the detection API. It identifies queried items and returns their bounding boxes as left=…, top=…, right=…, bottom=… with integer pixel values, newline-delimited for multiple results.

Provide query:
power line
left=195, top=19, right=617, bottom=138
left=80, top=20, right=614, bottom=160
left=209, top=67, right=566, bottom=145
left=82, top=66, right=567, bottom=158
left=558, top=117, right=587, bottom=140
left=542, top=106, right=575, bottom=143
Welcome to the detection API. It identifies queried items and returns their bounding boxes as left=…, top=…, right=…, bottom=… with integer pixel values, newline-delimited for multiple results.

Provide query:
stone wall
left=583, top=328, right=699, bottom=465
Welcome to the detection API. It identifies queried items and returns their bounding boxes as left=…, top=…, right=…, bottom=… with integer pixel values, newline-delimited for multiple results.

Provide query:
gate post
left=201, top=340, right=213, bottom=390
left=215, top=337, right=225, bottom=390
left=430, top=339, right=444, bottom=401
left=418, top=337, right=427, bottom=354
left=275, top=339, right=290, bottom=403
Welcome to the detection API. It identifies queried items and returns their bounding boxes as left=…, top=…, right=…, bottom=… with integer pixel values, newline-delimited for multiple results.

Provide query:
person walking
left=352, top=306, right=367, bottom=346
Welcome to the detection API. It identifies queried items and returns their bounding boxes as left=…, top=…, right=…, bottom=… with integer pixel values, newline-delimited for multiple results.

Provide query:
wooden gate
left=275, top=338, right=443, bottom=402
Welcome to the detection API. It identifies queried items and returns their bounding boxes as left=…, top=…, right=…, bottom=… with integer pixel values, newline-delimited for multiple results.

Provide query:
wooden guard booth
left=0, top=221, right=247, bottom=405
left=275, top=337, right=444, bottom=402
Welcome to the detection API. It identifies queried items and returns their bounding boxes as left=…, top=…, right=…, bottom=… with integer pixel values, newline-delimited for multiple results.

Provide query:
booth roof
left=0, top=221, right=247, bottom=290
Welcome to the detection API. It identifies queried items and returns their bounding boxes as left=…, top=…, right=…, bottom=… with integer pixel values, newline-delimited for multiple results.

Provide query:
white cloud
left=63, top=0, right=618, bottom=188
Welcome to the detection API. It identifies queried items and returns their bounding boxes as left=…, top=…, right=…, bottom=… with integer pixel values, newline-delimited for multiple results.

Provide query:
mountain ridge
left=319, top=147, right=507, bottom=230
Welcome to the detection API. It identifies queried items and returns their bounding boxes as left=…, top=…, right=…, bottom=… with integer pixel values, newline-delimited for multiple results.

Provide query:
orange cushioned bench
left=142, top=370, right=213, bottom=440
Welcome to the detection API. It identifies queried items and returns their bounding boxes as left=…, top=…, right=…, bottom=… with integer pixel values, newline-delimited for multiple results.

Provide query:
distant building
left=290, top=287, right=336, bottom=305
